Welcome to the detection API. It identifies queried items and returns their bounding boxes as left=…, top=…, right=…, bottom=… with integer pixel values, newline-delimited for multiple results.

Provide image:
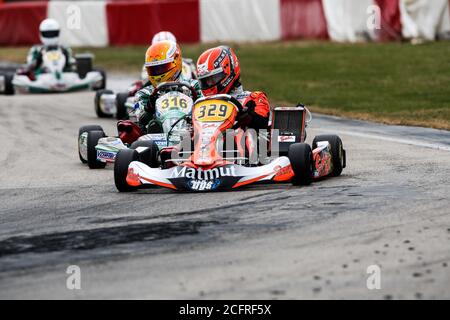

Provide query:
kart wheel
left=114, top=149, right=139, bottom=192
left=76, top=55, right=93, bottom=79
left=78, top=125, right=104, bottom=164
left=288, top=143, right=313, bottom=186
left=1, top=73, right=15, bottom=95
left=312, top=135, right=345, bottom=177
left=93, top=68, right=107, bottom=90
left=94, top=89, right=114, bottom=118
left=130, top=140, right=159, bottom=168
left=115, top=92, right=129, bottom=120
left=87, top=130, right=106, bottom=169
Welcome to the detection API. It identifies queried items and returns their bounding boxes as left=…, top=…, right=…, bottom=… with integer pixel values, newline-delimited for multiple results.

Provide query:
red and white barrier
left=200, top=0, right=280, bottom=42
left=48, top=1, right=108, bottom=47
left=400, top=0, right=450, bottom=41
left=0, top=0, right=449, bottom=46
left=0, top=1, right=47, bottom=46
left=322, top=0, right=376, bottom=42
left=374, top=0, right=402, bottom=41
left=107, top=0, right=199, bottom=45
left=280, top=0, right=329, bottom=40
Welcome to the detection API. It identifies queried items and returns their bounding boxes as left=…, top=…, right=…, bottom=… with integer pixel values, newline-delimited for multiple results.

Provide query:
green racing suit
left=132, top=75, right=203, bottom=133
left=26, top=45, right=75, bottom=75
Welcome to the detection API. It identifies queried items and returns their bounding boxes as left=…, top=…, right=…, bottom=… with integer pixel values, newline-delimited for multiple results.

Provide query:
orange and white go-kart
left=114, top=94, right=346, bottom=192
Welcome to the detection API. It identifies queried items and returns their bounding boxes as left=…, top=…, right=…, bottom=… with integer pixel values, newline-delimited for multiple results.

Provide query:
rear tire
left=76, top=56, right=93, bottom=79
left=288, top=143, right=313, bottom=186
left=130, top=140, right=159, bottom=168
left=78, top=125, right=104, bottom=163
left=312, top=135, right=345, bottom=177
left=115, top=92, right=129, bottom=120
left=94, top=89, right=114, bottom=118
left=114, top=149, right=139, bottom=192
left=87, top=130, right=106, bottom=169
left=3, top=73, right=15, bottom=95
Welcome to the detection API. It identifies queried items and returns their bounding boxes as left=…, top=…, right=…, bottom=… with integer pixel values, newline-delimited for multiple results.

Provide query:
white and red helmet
left=196, top=46, right=241, bottom=96
left=151, top=31, right=177, bottom=45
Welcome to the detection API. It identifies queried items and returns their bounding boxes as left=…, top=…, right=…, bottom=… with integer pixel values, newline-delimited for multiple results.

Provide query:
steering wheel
left=151, top=81, right=198, bottom=101
left=165, top=114, right=192, bottom=147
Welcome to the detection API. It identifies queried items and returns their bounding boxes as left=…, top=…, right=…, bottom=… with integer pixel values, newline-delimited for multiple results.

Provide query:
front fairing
left=154, top=91, right=193, bottom=146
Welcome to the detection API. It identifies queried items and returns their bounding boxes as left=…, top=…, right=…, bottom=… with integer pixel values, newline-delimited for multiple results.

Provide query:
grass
left=1, top=41, right=450, bottom=130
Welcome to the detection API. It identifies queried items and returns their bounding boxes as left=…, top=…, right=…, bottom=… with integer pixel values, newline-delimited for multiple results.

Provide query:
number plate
left=156, top=92, right=192, bottom=111
left=45, top=51, right=62, bottom=61
left=193, top=100, right=235, bottom=122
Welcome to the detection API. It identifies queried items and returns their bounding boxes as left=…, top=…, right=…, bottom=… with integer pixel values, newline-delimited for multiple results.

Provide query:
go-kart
left=94, top=58, right=197, bottom=120
left=113, top=94, right=347, bottom=192
left=78, top=82, right=197, bottom=169
left=94, top=66, right=148, bottom=120
left=0, top=48, right=105, bottom=94
left=94, top=80, right=144, bottom=120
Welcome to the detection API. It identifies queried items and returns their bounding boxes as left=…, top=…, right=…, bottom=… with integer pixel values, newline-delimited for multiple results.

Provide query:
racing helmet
left=152, top=31, right=177, bottom=45
left=196, top=46, right=240, bottom=96
left=144, top=40, right=183, bottom=87
left=39, top=18, right=60, bottom=46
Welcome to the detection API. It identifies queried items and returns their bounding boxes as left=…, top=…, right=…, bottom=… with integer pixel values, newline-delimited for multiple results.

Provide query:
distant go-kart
left=113, top=94, right=347, bottom=192
left=0, top=49, right=105, bottom=94
left=93, top=67, right=148, bottom=120
left=94, top=80, right=143, bottom=121
left=78, top=82, right=197, bottom=169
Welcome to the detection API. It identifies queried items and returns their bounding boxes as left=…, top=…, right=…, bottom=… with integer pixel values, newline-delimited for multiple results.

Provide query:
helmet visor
left=41, top=30, right=60, bottom=38
left=198, top=72, right=226, bottom=90
left=146, top=62, right=175, bottom=77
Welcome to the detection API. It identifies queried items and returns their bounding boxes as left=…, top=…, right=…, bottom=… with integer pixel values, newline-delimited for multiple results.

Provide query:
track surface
left=0, top=77, right=450, bottom=299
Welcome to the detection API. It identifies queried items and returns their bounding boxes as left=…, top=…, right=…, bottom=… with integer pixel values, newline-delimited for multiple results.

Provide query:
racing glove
left=244, top=99, right=269, bottom=130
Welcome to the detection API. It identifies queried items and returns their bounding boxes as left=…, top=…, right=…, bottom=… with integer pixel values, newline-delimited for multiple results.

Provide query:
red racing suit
left=230, top=85, right=270, bottom=130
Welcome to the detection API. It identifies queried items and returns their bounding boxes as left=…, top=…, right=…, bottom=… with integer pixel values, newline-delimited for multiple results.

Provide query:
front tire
left=78, top=125, right=104, bottom=163
left=87, top=130, right=106, bottom=169
left=114, top=149, right=139, bottom=192
left=130, top=140, right=159, bottom=168
left=94, top=89, right=114, bottom=118
left=312, top=134, right=345, bottom=177
left=288, top=143, right=313, bottom=186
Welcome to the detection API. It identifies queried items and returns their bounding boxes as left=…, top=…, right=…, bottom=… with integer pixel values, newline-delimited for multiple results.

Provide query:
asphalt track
left=0, top=75, right=449, bottom=299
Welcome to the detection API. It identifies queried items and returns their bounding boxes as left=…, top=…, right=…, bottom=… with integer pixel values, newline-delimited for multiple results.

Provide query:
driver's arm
left=25, top=46, right=43, bottom=71
left=244, top=91, right=270, bottom=129
left=191, top=79, right=203, bottom=100
left=62, top=46, right=75, bottom=71
left=132, top=86, right=155, bottom=131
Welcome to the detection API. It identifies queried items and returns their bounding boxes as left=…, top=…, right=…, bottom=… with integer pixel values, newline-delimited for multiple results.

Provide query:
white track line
left=333, top=130, right=450, bottom=152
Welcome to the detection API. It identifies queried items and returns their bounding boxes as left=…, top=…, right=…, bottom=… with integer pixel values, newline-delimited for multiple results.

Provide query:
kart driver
left=131, top=40, right=203, bottom=134
left=196, top=46, right=270, bottom=130
left=152, top=31, right=197, bottom=80
left=20, top=19, right=75, bottom=78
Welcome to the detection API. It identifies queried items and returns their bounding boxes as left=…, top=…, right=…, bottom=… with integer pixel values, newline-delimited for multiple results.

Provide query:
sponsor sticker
left=278, top=135, right=296, bottom=143
left=172, top=166, right=236, bottom=180
left=188, top=179, right=220, bottom=191
left=97, top=150, right=116, bottom=161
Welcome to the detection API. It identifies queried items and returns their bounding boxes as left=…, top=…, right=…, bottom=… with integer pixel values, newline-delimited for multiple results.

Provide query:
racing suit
left=132, top=75, right=203, bottom=134
left=181, top=58, right=197, bottom=80
left=25, top=45, right=75, bottom=75
left=229, top=84, right=270, bottom=130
